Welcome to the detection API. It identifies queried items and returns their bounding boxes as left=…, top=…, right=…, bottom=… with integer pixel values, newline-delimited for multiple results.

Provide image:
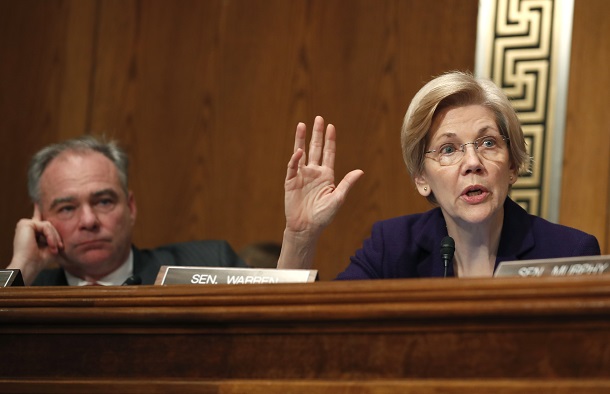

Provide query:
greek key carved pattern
left=489, top=0, right=555, bottom=215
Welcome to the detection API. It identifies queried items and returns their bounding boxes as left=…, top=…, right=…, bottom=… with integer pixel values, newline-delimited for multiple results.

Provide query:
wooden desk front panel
left=1, top=277, right=610, bottom=381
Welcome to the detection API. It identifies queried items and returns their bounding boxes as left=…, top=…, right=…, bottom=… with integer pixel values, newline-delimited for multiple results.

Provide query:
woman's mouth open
left=461, top=185, right=489, bottom=203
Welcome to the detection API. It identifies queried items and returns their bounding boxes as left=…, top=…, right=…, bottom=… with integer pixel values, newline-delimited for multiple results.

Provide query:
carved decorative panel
left=476, top=0, right=574, bottom=220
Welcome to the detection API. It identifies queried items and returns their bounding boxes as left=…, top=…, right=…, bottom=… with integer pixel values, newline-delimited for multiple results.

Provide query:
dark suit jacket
left=337, top=198, right=601, bottom=280
left=32, top=240, right=247, bottom=286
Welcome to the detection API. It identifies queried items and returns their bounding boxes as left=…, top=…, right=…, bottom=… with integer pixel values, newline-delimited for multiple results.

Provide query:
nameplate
left=0, top=269, right=24, bottom=287
left=494, top=255, right=610, bottom=278
left=155, top=266, right=318, bottom=285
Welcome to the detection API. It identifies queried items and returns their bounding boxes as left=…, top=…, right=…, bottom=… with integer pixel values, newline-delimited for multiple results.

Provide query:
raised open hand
left=284, top=116, right=364, bottom=237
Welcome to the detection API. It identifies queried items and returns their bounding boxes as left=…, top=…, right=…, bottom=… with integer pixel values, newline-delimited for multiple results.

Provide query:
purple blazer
left=337, top=198, right=600, bottom=279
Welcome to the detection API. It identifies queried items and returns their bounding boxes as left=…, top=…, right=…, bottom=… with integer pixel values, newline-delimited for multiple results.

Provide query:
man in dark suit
left=8, top=136, right=246, bottom=286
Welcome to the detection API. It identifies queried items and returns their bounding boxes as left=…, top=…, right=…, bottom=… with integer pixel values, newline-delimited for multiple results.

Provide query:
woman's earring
left=424, top=187, right=428, bottom=191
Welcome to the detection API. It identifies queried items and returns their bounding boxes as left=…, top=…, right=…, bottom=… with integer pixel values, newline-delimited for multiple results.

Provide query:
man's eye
left=55, top=205, right=76, bottom=218
left=95, top=198, right=116, bottom=210
left=439, top=144, right=457, bottom=155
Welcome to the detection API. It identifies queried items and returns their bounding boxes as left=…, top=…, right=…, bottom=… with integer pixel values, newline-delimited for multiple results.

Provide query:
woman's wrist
left=277, top=228, right=321, bottom=269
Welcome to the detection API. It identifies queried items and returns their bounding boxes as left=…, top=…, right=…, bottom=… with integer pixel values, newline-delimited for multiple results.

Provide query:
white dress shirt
left=65, top=250, right=134, bottom=286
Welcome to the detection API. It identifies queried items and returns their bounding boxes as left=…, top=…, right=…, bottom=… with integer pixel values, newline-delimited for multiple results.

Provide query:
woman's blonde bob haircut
left=401, top=71, right=531, bottom=183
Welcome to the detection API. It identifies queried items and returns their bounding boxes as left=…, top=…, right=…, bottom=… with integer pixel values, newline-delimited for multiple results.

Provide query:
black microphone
left=440, top=236, right=455, bottom=278
left=121, top=275, right=142, bottom=286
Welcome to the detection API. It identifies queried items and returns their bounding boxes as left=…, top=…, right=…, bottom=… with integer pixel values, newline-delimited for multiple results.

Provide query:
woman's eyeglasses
left=424, top=135, right=510, bottom=166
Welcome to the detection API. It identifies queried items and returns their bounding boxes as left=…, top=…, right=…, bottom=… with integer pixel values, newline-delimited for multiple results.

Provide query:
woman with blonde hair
left=278, top=71, right=599, bottom=279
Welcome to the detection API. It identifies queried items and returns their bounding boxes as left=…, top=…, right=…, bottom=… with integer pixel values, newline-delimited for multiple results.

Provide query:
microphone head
left=440, top=236, right=455, bottom=260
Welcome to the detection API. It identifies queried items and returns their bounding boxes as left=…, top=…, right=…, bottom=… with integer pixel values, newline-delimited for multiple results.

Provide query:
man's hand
left=7, top=205, right=63, bottom=285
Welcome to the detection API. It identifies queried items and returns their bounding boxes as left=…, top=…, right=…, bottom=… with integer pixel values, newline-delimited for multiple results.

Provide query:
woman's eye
left=480, top=137, right=497, bottom=148
left=439, top=144, right=457, bottom=155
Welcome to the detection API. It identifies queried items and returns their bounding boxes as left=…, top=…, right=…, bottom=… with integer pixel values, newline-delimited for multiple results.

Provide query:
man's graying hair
left=28, top=135, right=129, bottom=203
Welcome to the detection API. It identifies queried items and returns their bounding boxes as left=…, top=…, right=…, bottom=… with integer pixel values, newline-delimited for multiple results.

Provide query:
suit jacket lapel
left=132, top=246, right=164, bottom=285
left=415, top=207, right=450, bottom=277
left=54, top=269, right=69, bottom=286
left=496, top=198, right=535, bottom=267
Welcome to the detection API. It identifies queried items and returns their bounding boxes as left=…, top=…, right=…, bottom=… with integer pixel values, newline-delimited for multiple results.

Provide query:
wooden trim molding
left=1, top=277, right=610, bottom=392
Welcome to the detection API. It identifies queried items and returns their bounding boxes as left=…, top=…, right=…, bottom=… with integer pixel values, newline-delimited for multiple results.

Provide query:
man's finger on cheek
left=35, top=232, right=48, bottom=248
left=44, top=231, right=63, bottom=253
left=32, top=204, right=43, bottom=220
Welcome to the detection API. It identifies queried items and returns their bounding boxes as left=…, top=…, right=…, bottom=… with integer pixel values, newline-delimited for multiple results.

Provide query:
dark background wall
left=0, top=0, right=607, bottom=280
